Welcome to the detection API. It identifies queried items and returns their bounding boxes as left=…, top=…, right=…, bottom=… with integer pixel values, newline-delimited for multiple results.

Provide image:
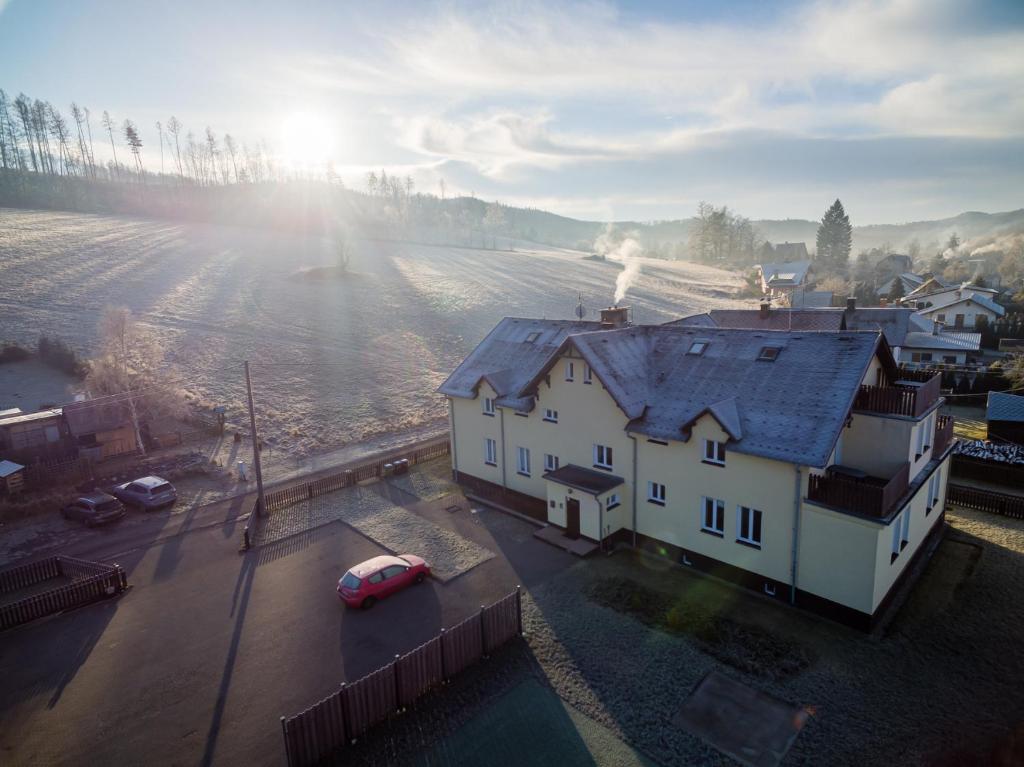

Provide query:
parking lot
left=0, top=467, right=575, bottom=766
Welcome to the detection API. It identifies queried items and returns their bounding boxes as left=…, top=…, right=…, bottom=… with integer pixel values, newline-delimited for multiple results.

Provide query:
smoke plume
left=594, top=224, right=644, bottom=304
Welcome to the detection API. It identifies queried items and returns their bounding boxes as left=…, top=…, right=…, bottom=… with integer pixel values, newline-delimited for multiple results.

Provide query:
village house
left=986, top=391, right=1024, bottom=444
left=756, top=257, right=813, bottom=301
left=909, top=287, right=1006, bottom=330
left=0, top=407, right=73, bottom=463
left=440, top=308, right=955, bottom=630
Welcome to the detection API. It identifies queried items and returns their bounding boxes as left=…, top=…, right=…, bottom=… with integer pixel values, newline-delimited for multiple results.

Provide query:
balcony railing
left=933, top=414, right=955, bottom=455
left=807, top=462, right=911, bottom=518
left=853, top=372, right=941, bottom=418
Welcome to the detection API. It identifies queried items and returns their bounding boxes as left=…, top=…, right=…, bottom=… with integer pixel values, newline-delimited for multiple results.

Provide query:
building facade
left=441, top=312, right=955, bottom=630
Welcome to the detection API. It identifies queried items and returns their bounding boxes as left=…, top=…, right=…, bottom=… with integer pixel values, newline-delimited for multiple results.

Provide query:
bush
left=0, top=341, right=32, bottom=364
left=37, top=335, right=87, bottom=378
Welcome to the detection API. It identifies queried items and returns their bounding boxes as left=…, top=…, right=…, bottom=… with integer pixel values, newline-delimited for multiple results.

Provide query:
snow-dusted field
left=0, top=208, right=746, bottom=457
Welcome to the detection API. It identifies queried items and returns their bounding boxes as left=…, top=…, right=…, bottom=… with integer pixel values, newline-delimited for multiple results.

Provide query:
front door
left=566, top=498, right=580, bottom=539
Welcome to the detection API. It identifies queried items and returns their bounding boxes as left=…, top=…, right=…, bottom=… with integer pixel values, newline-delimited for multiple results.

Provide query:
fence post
left=280, top=716, right=292, bottom=767
left=516, top=585, right=523, bottom=636
left=439, top=628, right=447, bottom=681
left=394, top=654, right=402, bottom=712
left=480, top=604, right=488, bottom=658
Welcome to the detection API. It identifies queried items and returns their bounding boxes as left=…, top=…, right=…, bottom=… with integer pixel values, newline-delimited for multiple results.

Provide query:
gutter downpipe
left=449, top=398, right=459, bottom=482
left=499, top=407, right=507, bottom=489
left=598, top=496, right=605, bottom=554
left=628, top=433, right=638, bottom=548
left=791, top=465, right=803, bottom=605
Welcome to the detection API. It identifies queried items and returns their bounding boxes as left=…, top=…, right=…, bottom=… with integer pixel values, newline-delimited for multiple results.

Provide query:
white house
left=909, top=287, right=1005, bottom=329
left=440, top=309, right=955, bottom=630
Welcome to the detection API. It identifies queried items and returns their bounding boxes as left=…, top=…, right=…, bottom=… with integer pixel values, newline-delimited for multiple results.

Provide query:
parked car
left=111, top=475, right=178, bottom=511
left=337, top=554, right=431, bottom=609
left=61, top=492, right=127, bottom=527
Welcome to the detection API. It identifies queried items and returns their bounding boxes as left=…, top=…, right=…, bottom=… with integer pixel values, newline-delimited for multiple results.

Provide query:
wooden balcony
left=807, top=462, right=911, bottom=518
left=933, top=414, right=955, bottom=455
left=853, top=372, right=941, bottom=418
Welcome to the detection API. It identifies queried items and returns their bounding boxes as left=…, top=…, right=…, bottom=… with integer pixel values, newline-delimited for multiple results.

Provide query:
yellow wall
left=797, top=503, right=879, bottom=613
left=842, top=410, right=938, bottom=483
left=449, top=382, right=503, bottom=487
left=633, top=415, right=799, bottom=585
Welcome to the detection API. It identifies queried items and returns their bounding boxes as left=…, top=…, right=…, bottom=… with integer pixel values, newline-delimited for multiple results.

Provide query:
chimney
left=846, top=297, right=856, bottom=312
left=600, top=306, right=631, bottom=329
left=759, top=302, right=770, bottom=319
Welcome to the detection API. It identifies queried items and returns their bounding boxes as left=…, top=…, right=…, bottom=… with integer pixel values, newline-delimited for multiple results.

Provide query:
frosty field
left=0, top=208, right=745, bottom=457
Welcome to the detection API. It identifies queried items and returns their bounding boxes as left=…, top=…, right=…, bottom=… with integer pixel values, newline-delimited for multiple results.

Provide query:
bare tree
left=101, top=110, right=120, bottom=179
left=204, top=127, right=218, bottom=185
left=122, top=119, right=144, bottom=178
left=70, top=103, right=91, bottom=176
left=166, top=116, right=184, bottom=180
left=155, top=120, right=164, bottom=176
left=13, top=94, right=38, bottom=172
left=0, top=89, right=16, bottom=170
left=83, top=106, right=96, bottom=178
left=223, top=133, right=239, bottom=184
left=48, top=105, right=73, bottom=175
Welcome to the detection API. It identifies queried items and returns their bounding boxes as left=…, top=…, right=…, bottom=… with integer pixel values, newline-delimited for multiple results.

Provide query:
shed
left=63, top=395, right=140, bottom=460
left=987, top=391, right=1024, bottom=444
left=0, top=459, right=25, bottom=495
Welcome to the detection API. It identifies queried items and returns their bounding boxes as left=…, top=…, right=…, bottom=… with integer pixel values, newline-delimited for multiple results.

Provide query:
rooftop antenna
left=574, top=293, right=586, bottom=320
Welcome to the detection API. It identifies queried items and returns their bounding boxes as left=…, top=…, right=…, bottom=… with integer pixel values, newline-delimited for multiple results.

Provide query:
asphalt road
left=0, top=498, right=574, bottom=765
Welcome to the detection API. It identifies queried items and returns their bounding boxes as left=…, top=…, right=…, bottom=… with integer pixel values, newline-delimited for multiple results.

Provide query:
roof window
left=688, top=341, right=709, bottom=356
left=525, top=332, right=540, bottom=343
left=758, top=346, right=781, bottom=361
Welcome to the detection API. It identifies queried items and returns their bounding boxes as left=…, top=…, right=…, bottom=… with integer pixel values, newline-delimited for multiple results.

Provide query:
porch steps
left=533, top=525, right=599, bottom=557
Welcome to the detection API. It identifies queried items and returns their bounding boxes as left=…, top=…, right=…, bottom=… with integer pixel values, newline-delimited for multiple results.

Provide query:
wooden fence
left=947, top=484, right=1024, bottom=520
left=22, top=455, right=94, bottom=490
left=281, top=586, right=523, bottom=767
left=0, top=555, right=128, bottom=631
left=951, top=455, right=1024, bottom=488
left=264, top=437, right=451, bottom=514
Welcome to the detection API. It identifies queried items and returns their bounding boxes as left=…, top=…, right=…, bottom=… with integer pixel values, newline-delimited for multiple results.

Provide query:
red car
left=337, top=554, right=431, bottom=609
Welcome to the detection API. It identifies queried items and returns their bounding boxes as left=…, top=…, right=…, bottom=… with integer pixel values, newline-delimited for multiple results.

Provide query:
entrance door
left=566, top=498, right=581, bottom=539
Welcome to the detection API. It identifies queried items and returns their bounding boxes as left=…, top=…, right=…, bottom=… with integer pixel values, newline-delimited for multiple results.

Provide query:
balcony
left=853, top=372, right=941, bottom=418
left=807, top=462, right=910, bottom=518
left=933, top=414, right=955, bottom=455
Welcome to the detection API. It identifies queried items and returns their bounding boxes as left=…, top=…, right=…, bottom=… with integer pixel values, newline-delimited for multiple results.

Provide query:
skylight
left=688, top=341, right=708, bottom=356
left=758, top=346, right=781, bottom=361
left=525, top=332, right=540, bottom=343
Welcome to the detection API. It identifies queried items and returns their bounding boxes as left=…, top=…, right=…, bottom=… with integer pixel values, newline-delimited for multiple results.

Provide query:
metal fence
left=947, top=483, right=1024, bottom=520
left=281, top=586, right=523, bottom=767
left=264, top=437, right=450, bottom=514
left=0, top=555, right=128, bottom=631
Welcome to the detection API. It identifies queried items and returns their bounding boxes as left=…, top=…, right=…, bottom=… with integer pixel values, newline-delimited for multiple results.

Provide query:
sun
left=281, top=111, right=335, bottom=168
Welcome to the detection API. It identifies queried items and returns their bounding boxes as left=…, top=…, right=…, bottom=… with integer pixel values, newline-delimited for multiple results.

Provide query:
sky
left=1, top=0, right=1022, bottom=224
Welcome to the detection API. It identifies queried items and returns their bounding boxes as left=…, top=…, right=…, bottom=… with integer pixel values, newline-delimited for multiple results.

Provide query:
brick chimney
left=759, top=302, right=770, bottom=319
left=846, top=297, right=856, bottom=312
left=600, top=306, right=631, bottom=329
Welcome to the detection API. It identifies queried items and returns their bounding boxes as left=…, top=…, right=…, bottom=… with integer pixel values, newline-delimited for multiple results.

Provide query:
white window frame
left=687, top=341, right=708, bottom=356
left=593, top=444, right=613, bottom=470
left=922, top=414, right=934, bottom=451
left=583, top=364, right=593, bottom=384
left=544, top=453, right=559, bottom=472
left=482, top=397, right=495, bottom=416
left=647, top=481, right=666, bottom=506
left=565, top=360, right=575, bottom=381
left=606, top=493, right=621, bottom=510
left=891, top=516, right=902, bottom=563
left=701, top=496, right=725, bottom=535
left=736, top=506, right=763, bottom=548
left=543, top=408, right=558, bottom=423
left=516, top=446, right=531, bottom=477
left=915, top=420, right=926, bottom=458
left=901, top=509, right=910, bottom=549
left=932, top=468, right=942, bottom=505
left=484, top=438, right=497, bottom=466
left=703, top=439, right=725, bottom=466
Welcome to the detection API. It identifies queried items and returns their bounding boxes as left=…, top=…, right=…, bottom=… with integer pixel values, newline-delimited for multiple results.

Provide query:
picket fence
left=281, top=586, right=523, bottom=767
left=947, top=484, right=1024, bottom=520
left=264, top=438, right=450, bottom=514
left=0, top=555, right=128, bottom=630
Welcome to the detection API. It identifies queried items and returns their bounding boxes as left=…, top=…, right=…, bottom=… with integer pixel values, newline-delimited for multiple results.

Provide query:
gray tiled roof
left=669, top=309, right=843, bottom=332
left=543, top=464, right=624, bottom=495
left=437, top=317, right=602, bottom=409
left=759, top=260, right=812, bottom=287
left=902, top=331, right=981, bottom=351
left=987, top=391, right=1024, bottom=423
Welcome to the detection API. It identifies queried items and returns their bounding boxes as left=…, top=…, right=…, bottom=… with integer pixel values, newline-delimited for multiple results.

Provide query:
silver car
left=112, top=475, right=178, bottom=511
left=61, top=492, right=127, bottom=527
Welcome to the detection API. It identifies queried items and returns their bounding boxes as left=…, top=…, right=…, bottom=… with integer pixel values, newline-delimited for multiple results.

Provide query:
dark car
left=61, top=492, right=127, bottom=527
left=336, top=554, right=431, bottom=609
left=111, top=475, right=178, bottom=511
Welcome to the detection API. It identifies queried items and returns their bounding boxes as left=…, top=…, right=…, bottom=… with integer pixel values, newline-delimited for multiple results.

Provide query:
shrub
left=37, top=335, right=87, bottom=378
left=0, top=341, right=32, bottom=364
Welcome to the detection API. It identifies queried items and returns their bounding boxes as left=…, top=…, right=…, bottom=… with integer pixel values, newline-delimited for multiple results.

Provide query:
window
left=701, top=496, right=724, bottom=535
left=943, top=355, right=957, bottom=364
left=936, top=313, right=946, bottom=324
left=703, top=439, right=726, bottom=466
left=583, top=364, right=593, bottom=384
left=382, top=564, right=407, bottom=579
left=922, top=414, right=934, bottom=451
left=648, top=482, right=666, bottom=506
left=687, top=341, right=708, bottom=356
left=954, top=314, right=965, bottom=328
left=526, top=331, right=540, bottom=343
left=368, top=571, right=385, bottom=584
left=482, top=397, right=495, bottom=416
left=484, top=438, right=497, bottom=466
left=647, top=438, right=668, bottom=446
left=901, top=510, right=910, bottom=550
left=593, top=444, right=613, bottom=470
left=763, top=582, right=776, bottom=596
left=565, top=361, right=575, bottom=381
left=606, top=493, right=621, bottom=510
left=915, top=419, right=927, bottom=459
left=736, top=506, right=763, bottom=548
left=543, top=408, right=558, bottom=423
left=516, top=447, right=531, bottom=476
left=544, top=453, right=559, bottom=472
left=758, top=346, right=781, bottom=361
left=891, top=516, right=902, bottom=563
left=932, top=468, right=942, bottom=505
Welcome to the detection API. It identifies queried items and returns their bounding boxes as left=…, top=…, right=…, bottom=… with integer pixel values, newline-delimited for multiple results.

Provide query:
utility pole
left=244, top=361, right=266, bottom=517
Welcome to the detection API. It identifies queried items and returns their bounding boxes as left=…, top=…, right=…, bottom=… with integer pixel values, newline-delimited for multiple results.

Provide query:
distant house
left=756, top=260, right=814, bottom=299
left=790, top=290, right=834, bottom=308
left=769, top=242, right=810, bottom=261
left=0, top=407, right=72, bottom=463
left=987, top=391, right=1024, bottom=444
left=874, top=254, right=914, bottom=282
left=903, top=276, right=951, bottom=302
left=876, top=273, right=925, bottom=299
left=63, top=394, right=141, bottom=460
left=912, top=288, right=1006, bottom=329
